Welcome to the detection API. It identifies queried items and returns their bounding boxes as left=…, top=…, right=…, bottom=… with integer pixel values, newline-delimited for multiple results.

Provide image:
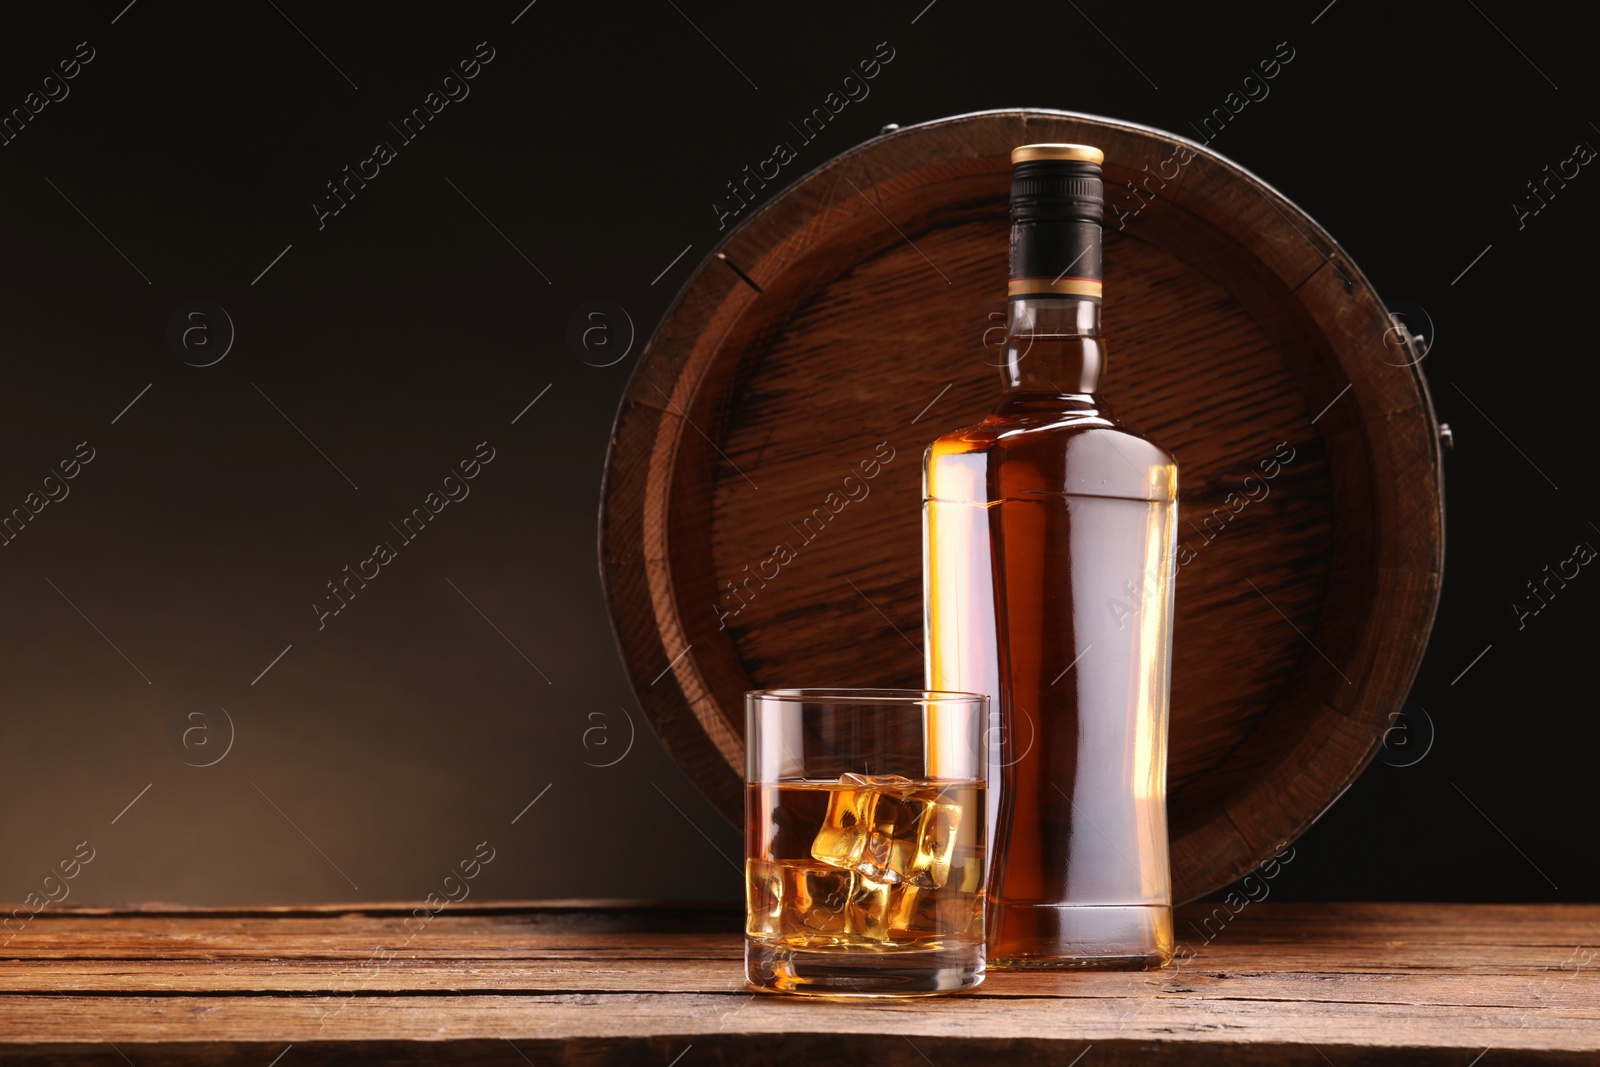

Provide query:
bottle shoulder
left=929, top=410, right=1177, bottom=467
left=925, top=410, right=1177, bottom=503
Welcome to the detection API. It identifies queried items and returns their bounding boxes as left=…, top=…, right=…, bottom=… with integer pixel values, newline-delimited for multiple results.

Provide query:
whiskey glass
left=744, top=688, right=988, bottom=996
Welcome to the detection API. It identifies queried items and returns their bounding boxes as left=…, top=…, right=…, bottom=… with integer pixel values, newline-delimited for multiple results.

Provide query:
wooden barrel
left=599, top=109, right=1445, bottom=903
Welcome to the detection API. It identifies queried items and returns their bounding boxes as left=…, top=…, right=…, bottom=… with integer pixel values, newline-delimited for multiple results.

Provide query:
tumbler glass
left=744, top=688, right=988, bottom=996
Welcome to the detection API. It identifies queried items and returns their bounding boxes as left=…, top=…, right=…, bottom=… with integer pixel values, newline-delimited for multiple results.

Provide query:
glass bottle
left=923, top=143, right=1177, bottom=969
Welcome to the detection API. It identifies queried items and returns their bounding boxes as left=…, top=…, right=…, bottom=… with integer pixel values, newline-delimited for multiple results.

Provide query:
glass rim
left=745, top=687, right=987, bottom=706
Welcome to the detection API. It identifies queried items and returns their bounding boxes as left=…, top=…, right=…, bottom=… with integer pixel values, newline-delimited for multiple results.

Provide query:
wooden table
left=1, top=901, right=1595, bottom=1064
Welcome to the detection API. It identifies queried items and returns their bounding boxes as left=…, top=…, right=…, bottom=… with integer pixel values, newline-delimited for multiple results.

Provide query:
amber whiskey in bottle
left=923, top=144, right=1177, bottom=969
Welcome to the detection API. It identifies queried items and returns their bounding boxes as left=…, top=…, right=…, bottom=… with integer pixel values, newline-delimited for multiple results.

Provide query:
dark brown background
left=0, top=0, right=1592, bottom=908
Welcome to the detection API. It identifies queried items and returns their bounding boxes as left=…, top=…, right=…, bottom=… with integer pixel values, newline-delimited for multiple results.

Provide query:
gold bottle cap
left=1011, top=143, right=1104, bottom=165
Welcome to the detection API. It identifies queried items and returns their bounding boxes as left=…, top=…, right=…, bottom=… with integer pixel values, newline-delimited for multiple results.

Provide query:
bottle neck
left=999, top=296, right=1105, bottom=400
left=1004, top=212, right=1105, bottom=403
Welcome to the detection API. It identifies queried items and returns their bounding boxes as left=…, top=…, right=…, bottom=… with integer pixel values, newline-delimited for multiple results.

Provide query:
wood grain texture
left=0, top=901, right=1594, bottom=1065
left=599, top=109, right=1445, bottom=903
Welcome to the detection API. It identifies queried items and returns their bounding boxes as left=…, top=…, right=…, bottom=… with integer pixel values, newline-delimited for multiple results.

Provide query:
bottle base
left=987, top=903, right=1173, bottom=970
left=745, top=939, right=984, bottom=997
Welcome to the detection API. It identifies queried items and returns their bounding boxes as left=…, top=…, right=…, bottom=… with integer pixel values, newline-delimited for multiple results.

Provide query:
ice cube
left=810, top=775, right=872, bottom=869
left=887, top=883, right=983, bottom=940
left=812, top=775, right=965, bottom=889
left=784, top=862, right=851, bottom=940
left=856, top=787, right=930, bottom=885
left=887, top=843, right=986, bottom=940
left=744, top=859, right=782, bottom=939
left=758, top=859, right=895, bottom=945
left=947, top=845, right=985, bottom=895
left=845, top=872, right=893, bottom=942
left=911, top=800, right=962, bottom=890
left=860, top=793, right=961, bottom=889
left=810, top=773, right=912, bottom=872
left=768, top=860, right=853, bottom=943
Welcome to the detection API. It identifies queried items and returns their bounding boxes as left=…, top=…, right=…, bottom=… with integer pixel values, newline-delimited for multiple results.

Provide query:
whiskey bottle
left=923, top=143, right=1177, bottom=969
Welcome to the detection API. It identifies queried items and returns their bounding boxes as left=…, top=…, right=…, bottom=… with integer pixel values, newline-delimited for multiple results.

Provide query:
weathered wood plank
left=0, top=958, right=1592, bottom=1007
left=0, top=902, right=1592, bottom=1065
left=0, top=990, right=1594, bottom=1057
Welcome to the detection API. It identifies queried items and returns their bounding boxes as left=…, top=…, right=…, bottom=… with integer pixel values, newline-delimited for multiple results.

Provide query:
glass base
left=746, top=939, right=984, bottom=997
left=987, top=903, right=1173, bottom=970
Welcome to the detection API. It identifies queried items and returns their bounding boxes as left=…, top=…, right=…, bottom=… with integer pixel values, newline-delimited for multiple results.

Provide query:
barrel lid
left=599, top=109, right=1444, bottom=903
